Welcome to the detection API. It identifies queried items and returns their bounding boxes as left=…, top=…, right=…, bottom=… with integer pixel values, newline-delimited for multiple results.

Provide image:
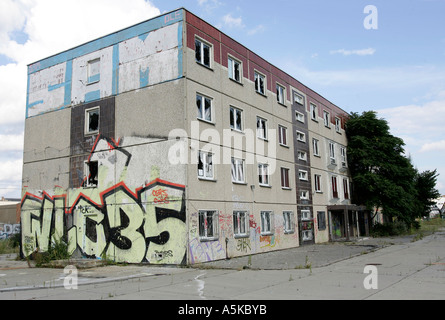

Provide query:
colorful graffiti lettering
left=0, top=224, right=20, bottom=240
left=152, top=188, right=170, bottom=204
left=21, top=179, right=186, bottom=264
left=20, top=136, right=188, bottom=265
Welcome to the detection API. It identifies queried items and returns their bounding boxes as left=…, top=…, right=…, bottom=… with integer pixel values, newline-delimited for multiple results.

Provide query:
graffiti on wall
left=21, top=135, right=187, bottom=264
left=0, top=224, right=20, bottom=240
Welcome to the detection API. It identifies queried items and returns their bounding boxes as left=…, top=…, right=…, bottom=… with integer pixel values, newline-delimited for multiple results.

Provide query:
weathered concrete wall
left=21, top=136, right=187, bottom=264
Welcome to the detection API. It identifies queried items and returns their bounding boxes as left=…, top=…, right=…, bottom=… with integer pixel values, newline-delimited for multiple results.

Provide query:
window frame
left=296, top=111, right=305, bottom=123
left=294, top=92, right=304, bottom=105
left=335, top=117, right=341, bottom=132
left=310, top=103, right=318, bottom=121
left=258, top=163, right=270, bottom=187
left=329, top=142, right=336, bottom=164
left=298, top=150, right=307, bottom=161
left=256, top=116, right=268, bottom=140
left=198, top=210, right=219, bottom=241
left=87, top=58, right=100, bottom=85
left=281, top=167, right=290, bottom=189
left=230, top=106, right=243, bottom=132
left=254, top=71, right=266, bottom=95
left=276, top=83, right=285, bottom=105
left=195, top=37, right=212, bottom=69
left=313, top=138, right=320, bottom=156
left=228, top=56, right=242, bottom=83
left=233, top=211, right=249, bottom=238
left=283, top=211, right=295, bottom=234
left=314, top=174, right=322, bottom=193
left=323, top=110, right=330, bottom=128
left=299, top=169, right=308, bottom=181
left=278, top=125, right=288, bottom=146
left=260, top=211, right=274, bottom=235
left=317, top=211, right=327, bottom=231
left=296, top=130, right=306, bottom=143
left=196, top=93, right=213, bottom=123
left=84, top=160, right=98, bottom=188
left=85, top=106, right=100, bottom=135
left=343, top=178, right=350, bottom=199
left=231, top=157, right=246, bottom=184
left=198, top=150, right=214, bottom=181
left=299, top=190, right=309, bottom=201
left=332, top=175, right=339, bottom=198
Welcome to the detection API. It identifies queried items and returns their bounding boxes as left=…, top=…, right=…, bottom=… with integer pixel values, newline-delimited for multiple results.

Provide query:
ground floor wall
left=187, top=200, right=300, bottom=264
left=20, top=137, right=189, bottom=265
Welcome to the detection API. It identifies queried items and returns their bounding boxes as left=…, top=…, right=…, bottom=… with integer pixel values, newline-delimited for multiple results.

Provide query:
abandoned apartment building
left=20, top=8, right=369, bottom=265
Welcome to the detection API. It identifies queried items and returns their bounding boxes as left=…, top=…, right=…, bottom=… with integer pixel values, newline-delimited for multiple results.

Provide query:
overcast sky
left=1, top=0, right=444, bottom=199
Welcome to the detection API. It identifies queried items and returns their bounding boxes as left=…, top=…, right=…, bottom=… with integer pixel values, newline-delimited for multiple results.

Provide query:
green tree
left=345, top=111, right=418, bottom=226
left=413, top=169, right=441, bottom=219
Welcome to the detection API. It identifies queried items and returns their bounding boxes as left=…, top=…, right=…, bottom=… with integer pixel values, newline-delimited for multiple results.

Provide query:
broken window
left=85, top=107, right=99, bottom=134
left=260, top=211, right=274, bottom=235
left=233, top=211, right=248, bottom=237
left=195, top=39, right=211, bottom=68
left=199, top=210, right=219, bottom=240
left=198, top=151, right=214, bottom=180
left=256, top=117, right=267, bottom=140
left=228, top=57, right=241, bottom=82
left=276, top=84, right=285, bottom=104
left=231, top=157, right=245, bottom=183
left=84, top=160, right=98, bottom=188
left=196, top=94, right=212, bottom=122
left=230, top=106, right=243, bottom=131
left=310, top=103, right=318, bottom=121
left=87, top=58, right=100, bottom=84
left=255, top=72, right=265, bottom=95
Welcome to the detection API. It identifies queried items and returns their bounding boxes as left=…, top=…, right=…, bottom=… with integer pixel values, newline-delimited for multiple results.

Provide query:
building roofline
left=27, top=7, right=187, bottom=68
left=27, top=6, right=348, bottom=114
left=183, top=9, right=349, bottom=115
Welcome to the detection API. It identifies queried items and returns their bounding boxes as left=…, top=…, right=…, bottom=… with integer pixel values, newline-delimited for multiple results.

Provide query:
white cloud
left=0, top=0, right=161, bottom=197
left=377, top=98, right=445, bottom=194
left=330, top=48, right=376, bottom=56
left=0, top=133, right=25, bottom=152
left=247, top=24, right=265, bottom=36
left=420, top=140, right=445, bottom=153
left=222, top=14, right=244, bottom=29
left=0, top=159, right=22, bottom=183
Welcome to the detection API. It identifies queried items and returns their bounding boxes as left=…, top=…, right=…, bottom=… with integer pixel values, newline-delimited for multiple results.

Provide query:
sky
left=0, top=0, right=444, bottom=199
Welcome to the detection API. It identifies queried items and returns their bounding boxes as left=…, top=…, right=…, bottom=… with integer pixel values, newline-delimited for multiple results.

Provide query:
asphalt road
left=1, top=230, right=444, bottom=301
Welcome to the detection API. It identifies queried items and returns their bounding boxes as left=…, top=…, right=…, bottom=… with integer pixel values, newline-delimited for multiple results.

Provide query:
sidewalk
left=0, top=233, right=420, bottom=293
left=191, top=235, right=416, bottom=270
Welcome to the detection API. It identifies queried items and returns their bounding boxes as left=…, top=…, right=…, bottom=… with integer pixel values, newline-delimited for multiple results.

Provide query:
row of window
left=198, top=210, right=292, bottom=240
left=198, top=149, right=350, bottom=199
left=198, top=150, right=291, bottom=188
left=197, top=93, right=347, bottom=163
left=195, top=38, right=343, bottom=132
left=198, top=210, right=328, bottom=242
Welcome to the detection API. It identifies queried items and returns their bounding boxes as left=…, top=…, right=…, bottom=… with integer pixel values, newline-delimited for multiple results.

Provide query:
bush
left=370, top=221, right=409, bottom=237
left=32, top=238, right=70, bottom=267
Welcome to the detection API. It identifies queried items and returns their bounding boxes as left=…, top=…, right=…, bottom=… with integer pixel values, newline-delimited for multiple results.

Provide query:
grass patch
left=0, top=234, right=20, bottom=255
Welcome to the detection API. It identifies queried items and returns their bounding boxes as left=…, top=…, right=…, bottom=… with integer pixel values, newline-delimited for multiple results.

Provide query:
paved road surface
left=0, top=230, right=444, bottom=301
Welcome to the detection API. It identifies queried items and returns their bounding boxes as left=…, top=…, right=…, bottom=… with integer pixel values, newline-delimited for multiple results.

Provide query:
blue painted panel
left=84, top=90, right=101, bottom=103
left=28, top=9, right=184, bottom=75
